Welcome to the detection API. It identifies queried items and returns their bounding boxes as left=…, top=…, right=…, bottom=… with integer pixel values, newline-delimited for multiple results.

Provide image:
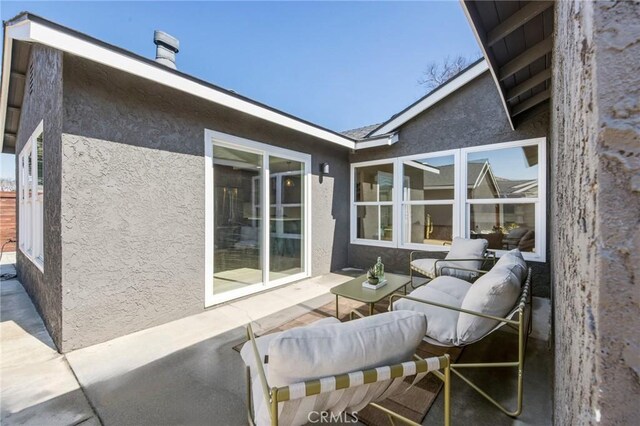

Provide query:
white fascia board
left=354, top=132, right=399, bottom=150
left=6, top=19, right=356, bottom=150
left=370, top=60, right=489, bottom=137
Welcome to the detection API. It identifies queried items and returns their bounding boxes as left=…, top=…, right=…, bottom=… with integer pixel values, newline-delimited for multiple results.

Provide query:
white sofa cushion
left=494, top=249, right=527, bottom=283
left=445, top=237, right=488, bottom=273
left=267, top=310, right=426, bottom=388
left=393, top=276, right=472, bottom=346
left=240, top=316, right=341, bottom=426
left=456, top=265, right=521, bottom=345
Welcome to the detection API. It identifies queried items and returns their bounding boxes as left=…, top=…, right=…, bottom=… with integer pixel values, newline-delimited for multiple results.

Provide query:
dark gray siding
left=59, top=54, right=350, bottom=351
left=14, top=44, right=64, bottom=348
left=348, top=73, right=551, bottom=296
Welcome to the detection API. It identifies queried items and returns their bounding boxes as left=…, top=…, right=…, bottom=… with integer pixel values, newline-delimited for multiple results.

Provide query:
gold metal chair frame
left=244, top=312, right=452, bottom=426
left=409, top=247, right=496, bottom=289
left=390, top=268, right=532, bottom=417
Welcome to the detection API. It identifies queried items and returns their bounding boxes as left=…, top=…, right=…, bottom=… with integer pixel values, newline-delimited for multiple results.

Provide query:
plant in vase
left=367, top=267, right=380, bottom=285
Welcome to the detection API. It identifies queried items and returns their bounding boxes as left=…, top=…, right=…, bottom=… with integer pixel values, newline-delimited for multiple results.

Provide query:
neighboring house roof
left=0, top=13, right=357, bottom=153
left=460, top=1, right=554, bottom=129
left=341, top=123, right=382, bottom=140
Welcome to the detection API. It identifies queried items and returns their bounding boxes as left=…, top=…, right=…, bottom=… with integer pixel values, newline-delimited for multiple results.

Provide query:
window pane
left=27, top=152, right=33, bottom=199
left=403, top=155, right=455, bottom=200
left=37, top=133, right=44, bottom=190
left=356, top=205, right=393, bottom=241
left=269, top=156, right=304, bottom=281
left=467, top=145, right=538, bottom=199
left=469, top=203, right=536, bottom=252
left=354, top=164, right=393, bottom=202
left=212, top=145, right=263, bottom=293
left=404, top=204, right=453, bottom=245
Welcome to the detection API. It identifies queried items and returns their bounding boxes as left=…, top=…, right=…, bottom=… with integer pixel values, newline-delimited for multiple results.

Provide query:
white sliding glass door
left=205, top=130, right=311, bottom=306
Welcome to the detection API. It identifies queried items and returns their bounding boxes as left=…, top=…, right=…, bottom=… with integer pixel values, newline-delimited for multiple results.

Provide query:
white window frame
left=204, top=129, right=312, bottom=307
left=398, top=149, right=461, bottom=251
left=349, top=137, right=547, bottom=262
left=350, top=159, right=397, bottom=248
left=461, top=137, right=546, bottom=262
left=18, top=121, right=44, bottom=271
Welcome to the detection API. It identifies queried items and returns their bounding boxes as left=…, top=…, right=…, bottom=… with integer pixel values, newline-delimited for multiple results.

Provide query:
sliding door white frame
left=204, top=129, right=312, bottom=307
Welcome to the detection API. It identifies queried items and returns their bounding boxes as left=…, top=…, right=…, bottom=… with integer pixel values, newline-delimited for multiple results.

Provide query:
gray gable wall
left=43, top=52, right=351, bottom=352
left=348, top=72, right=551, bottom=297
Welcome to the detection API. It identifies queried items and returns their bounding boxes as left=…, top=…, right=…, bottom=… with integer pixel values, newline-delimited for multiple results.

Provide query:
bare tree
left=418, top=55, right=479, bottom=91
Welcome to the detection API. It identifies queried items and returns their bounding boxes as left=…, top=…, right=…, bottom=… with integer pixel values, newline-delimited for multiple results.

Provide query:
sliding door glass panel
left=404, top=204, right=453, bottom=245
left=269, top=156, right=304, bottom=281
left=467, top=146, right=538, bottom=199
left=469, top=203, right=536, bottom=252
left=212, top=145, right=263, bottom=295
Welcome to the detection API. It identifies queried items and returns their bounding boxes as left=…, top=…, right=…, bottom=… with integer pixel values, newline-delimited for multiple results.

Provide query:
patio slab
left=0, top=258, right=99, bottom=425
left=2, top=265, right=553, bottom=425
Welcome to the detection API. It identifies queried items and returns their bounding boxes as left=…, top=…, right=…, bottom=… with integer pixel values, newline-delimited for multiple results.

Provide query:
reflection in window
left=403, top=155, right=455, bottom=201
left=470, top=203, right=536, bottom=252
left=353, top=163, right=394, bottom=242
left=354, top=164, right=394, bottom=202
left=356, top=205, right=393, bottom=241
left=467, top=145, right=538, bottom=199
left=402, top=155, right=455, bottom=246
left=404, top=204, right=453, bottom=245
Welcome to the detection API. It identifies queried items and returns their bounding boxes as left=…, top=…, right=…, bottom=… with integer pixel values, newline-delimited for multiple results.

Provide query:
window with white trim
left=350, top=138, right=546, bottom=261
left=351, top=161, right=394, bottom=246
left=401, top=152, right=458, bottom=248
left=19, top=121, right=44, bottom=269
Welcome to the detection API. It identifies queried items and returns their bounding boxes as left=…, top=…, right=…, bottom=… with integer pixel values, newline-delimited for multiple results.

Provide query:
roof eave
left=368, top=60, right=489, bottom=137
left=0, top=15, right=357, bottom=150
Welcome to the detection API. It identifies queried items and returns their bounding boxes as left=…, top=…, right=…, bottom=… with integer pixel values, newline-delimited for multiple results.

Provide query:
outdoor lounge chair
left=392, top=249, right=532, bottom=417
left=241, top=310, right=451, bottom=426
left=409, top=237, right=495, bottom=288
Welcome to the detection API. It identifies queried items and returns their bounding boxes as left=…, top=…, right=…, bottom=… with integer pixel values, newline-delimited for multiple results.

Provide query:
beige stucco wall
left=551, top=1, right=640, bottom=423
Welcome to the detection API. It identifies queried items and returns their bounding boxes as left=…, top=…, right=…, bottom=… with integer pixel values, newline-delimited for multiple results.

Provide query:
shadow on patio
left=1, top=268, right=552, bottom=425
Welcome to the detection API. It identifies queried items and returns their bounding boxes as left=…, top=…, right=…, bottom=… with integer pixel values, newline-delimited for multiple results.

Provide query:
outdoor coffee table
left=330, top=273, right=410, bottom=317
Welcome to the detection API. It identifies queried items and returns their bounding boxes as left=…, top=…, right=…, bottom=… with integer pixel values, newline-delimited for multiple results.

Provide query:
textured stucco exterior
left=14, top=44, right=64, bottom=350
left=348, top=73, right=551, bottom=297
left=59, top=54, right=350, bottom=351
left=551, top=0, right=640, bottom=424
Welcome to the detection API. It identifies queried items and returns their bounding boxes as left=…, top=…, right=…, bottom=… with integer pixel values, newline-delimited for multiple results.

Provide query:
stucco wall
left=59, top=54, right=350, bottom=351
left=348, top=73, right=551, bottom=296
left=14, top=44, right=63, bottom=349
left=552, top=1, right=640, bottom=424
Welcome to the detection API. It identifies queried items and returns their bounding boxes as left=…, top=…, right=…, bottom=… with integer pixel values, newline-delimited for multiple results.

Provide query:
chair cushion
left=240, top=316, right=341, bottom=426
left=445, top=237, right=488, bottom=272
left=267, top=311, right=426, bottom=388
left=494, top=249, right=527, bottom=283
left=457, top=265, right=521, bottom=345
left=411, top=256, right=482, bottom=282
left=410, top=258, right=438, bottom=279
left=393, top=276, right=472, bottom=346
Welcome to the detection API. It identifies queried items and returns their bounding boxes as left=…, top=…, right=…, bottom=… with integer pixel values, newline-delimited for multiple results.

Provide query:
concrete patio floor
left=1, top=257, right=553, bottom=425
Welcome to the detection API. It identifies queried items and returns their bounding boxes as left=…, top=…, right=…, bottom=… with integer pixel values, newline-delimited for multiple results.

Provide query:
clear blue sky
left=0, top=1, right=480, bottom=179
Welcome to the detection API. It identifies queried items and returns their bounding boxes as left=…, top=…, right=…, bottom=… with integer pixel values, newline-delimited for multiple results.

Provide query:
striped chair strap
left=276, top=355, right=447, bottom=402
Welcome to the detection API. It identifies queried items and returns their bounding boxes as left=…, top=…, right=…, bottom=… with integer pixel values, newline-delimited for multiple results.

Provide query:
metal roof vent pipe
left=153, top=30, right=179, bottom=69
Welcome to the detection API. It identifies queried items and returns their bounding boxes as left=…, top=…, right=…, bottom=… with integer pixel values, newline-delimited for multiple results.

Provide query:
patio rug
left=232, top=297, right=463, bottom=425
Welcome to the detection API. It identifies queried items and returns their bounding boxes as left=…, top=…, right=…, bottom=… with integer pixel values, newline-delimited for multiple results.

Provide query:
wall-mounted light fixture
left=320, top=163, right=330, bottom=175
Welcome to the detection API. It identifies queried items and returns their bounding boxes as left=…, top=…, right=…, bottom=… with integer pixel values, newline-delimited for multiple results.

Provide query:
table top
left=330, top=273, right=410, bottom=303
